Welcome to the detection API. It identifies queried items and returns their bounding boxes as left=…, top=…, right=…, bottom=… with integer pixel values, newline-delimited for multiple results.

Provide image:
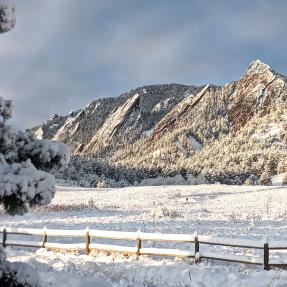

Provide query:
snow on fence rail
left=1, top=226, right=287, bottom=270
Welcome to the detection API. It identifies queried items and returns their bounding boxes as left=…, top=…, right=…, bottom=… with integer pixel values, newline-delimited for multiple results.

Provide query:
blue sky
left=1, top=0, right=287, bottom=129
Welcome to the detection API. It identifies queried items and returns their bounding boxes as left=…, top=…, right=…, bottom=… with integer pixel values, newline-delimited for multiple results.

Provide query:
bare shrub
left=36, top=199, right=99, bottom=212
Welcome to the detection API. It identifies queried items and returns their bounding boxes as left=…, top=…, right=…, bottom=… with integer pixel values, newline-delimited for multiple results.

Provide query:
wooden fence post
left=194, top=231, right=200, bottom=263
left=264, top=242, right=270, bottom=271
left=42, top=227, right=48, bottom=248
left=136, top=230, right=142, bottom=257
left=2, top=227, right=7, bottom=248
left=263, top=236, right=270, bottom=271
left=85, top=227, right=90, bottom=255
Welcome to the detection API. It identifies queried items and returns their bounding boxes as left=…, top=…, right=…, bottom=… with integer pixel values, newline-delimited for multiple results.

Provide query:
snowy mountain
left=34, top=84, right=195, bottom=154
left=33, top=60, right=287, bottom=186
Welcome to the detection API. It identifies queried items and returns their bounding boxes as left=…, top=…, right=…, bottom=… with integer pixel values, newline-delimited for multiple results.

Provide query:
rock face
left=83, top=93, right=141, bottom=153
left=228, top=60, right=286, bottom=131
left=33, top=59, right=287, bottom=184
left=33, top=84, right=194, bottom=154
left=152, top=84, right=210, bottom=140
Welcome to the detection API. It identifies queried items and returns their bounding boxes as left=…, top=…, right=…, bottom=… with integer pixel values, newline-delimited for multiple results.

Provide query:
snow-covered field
left=2, top=184, right=287, bottom=286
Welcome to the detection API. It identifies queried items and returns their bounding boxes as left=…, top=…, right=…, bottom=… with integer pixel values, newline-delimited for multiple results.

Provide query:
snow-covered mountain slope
left=34, top=60, right=287, bottom=186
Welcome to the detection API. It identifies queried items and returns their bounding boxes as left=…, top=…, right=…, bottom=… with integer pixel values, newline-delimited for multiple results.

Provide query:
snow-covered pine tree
left=0, top=97, right=70, bottom=286
left=0, top=97, right=70, bottom=215
left=0, top=2, right=69, bottom=285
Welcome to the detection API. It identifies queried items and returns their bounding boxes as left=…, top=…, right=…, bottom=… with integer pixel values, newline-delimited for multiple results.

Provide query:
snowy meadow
left=2, top=184, right=287, bottom=286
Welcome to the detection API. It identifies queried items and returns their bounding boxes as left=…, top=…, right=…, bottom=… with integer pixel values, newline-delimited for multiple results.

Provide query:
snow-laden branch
left=0, top=0, right=16, bottom=33
left=0, top=97, right=12, bottom=123
left=0, top=156, right=56, bottom=215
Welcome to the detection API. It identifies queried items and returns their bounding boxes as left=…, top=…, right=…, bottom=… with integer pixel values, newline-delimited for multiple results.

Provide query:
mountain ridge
left=33, top=59, right=287, bottom=186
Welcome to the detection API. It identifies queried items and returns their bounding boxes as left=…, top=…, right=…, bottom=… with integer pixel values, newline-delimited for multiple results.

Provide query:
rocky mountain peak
left=228, top=60, right=286, bottom=131
left=244, top=59, right=271, bottom=76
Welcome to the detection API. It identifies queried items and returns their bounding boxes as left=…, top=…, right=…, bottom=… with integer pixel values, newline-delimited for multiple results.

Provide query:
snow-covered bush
left=97, top=178, right=108, bottom=188
left=244, top=174, right=258, bottom=186
left=0, top=248, right=40, bottom=287
left=259, top=171, right=272, bottom=186
left=151, top=206, right=180, bottom=220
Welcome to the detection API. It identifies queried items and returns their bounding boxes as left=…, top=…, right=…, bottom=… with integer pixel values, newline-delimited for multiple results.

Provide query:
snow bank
left=40, top=271, right=112, bottom=287
left=6, top=249, right=287, bottom=287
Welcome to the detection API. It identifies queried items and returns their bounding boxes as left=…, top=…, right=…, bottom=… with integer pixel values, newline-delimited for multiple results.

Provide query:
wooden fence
left=1, top=226, right=287, bottom=270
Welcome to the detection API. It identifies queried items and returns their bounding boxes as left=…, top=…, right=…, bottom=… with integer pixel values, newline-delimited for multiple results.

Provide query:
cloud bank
left=0, top=0, right=287, bottom=128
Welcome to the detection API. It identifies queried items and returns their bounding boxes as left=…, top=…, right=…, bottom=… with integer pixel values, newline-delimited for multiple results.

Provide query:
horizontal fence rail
left=1, top=226, right=287, bottom=270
